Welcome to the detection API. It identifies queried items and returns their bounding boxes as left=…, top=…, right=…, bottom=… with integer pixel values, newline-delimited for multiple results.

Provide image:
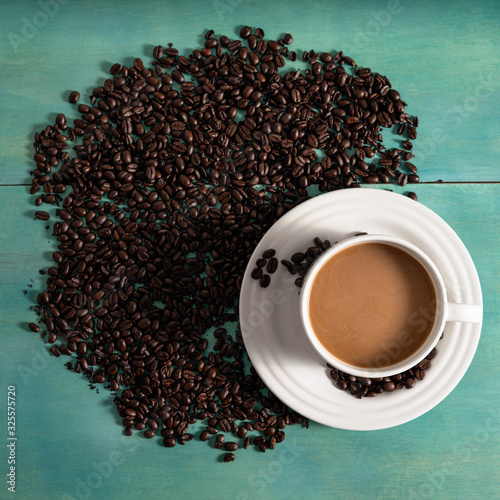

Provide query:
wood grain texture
left=1, top=0, right=500, bottom=184
left=1, top=183, right=499, bottom=500
left=1, top=0, right=499, bottom=499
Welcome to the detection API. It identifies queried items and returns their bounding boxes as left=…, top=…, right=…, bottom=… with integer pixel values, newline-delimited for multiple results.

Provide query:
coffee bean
left=29, top=322, right=40, bottom=333
left=240, top=26, right=251, bottom=39
left=66, top=93, right=81, bottom=107
left=256, top=258, right=267, bottom=268
left=405, top=377, right=416, bottom=389
left=224, top=442, right=238, bottom=452
left=163, top=438, right=176, bottom=448
left=215, top=434, right=225, bottom=449
left=224, top=453, right=236, bottom=463
left=251, top=267, right=263, bottom=280
left=35, top=211, right=50, bottom=220
left=407, top=192, right=418, bottom=201
left=260, top=275, right=271, bottom=288
left=267, top=258, right=278, bottom=274
left=262, top=249, right=276, bottom=258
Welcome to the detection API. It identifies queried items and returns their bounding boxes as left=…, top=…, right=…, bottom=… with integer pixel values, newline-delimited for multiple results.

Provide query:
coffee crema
left=308, top=242, right=437, bottom=368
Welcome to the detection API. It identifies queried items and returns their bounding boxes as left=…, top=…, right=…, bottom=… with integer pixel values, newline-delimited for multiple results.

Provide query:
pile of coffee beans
left=329, top=348, right=437, bottom=398
left=30, top=27, right=420, bottom=459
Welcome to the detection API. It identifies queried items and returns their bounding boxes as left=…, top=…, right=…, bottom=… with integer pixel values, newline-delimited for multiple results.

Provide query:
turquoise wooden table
left=1, top=1, right=499, bottom=499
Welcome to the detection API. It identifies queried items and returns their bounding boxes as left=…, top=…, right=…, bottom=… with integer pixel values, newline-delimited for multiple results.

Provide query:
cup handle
left=447, top=302, right=482, bottom=323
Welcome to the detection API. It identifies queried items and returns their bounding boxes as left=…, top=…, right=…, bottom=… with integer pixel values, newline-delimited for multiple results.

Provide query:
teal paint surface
left=1, top=1, right=499, bottom=499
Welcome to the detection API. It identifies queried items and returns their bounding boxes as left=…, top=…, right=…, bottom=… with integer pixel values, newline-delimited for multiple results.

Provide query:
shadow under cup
left=300, top=234, right=448, bottom=379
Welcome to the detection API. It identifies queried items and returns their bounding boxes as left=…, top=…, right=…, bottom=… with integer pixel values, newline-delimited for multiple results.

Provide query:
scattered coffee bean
left=224, top=453, right=236, bottom=463
left=215, top=435, right=225, bottom=449
left=35, top=211, right=50, bottom=220
left=267, top=258, right=278, bottom=274
left=260, top=274, right=271, bottom=288
left=407, top=192, right=418, bottom=201
left=68, top=91, right=80, bottom=104
left=251, top=267, right=263, bottom=280
left=292, top=252, right=305, bottom=263
left=262, top=249, right=276, bottom=258
left=29, top=322, right=40, bottom=333
left=224, top=442, right=238, bottom=452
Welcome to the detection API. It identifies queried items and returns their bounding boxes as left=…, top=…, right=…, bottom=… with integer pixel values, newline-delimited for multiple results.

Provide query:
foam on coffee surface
left=308, top=243, right=436, bottom=368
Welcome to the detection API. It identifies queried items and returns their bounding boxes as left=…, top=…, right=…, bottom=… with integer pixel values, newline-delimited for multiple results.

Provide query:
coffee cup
left=300, top=234, right=482, bottom=378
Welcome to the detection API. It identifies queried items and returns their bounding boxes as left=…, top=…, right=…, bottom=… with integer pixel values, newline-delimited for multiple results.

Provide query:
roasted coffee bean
left=256, top=258, right=267, bottom=268
left=262, top=249, right=276, bottom=258
left=224, top=442, right=238, bottom=452
left=260, top=274, right=271, bottom=288
left=405, top=377, right=416, bottom=389
left=224, top=453, right=236, bottom=463
left=407, top=192, right=418, bottom=201
left=215, top=434, right=225, bottom=449
left=267, top=258, right=278, bottom=274
left=29, top=322, right=40, bottom=333
left=240, top=26, right=251, bottom=39
left=251, top=267, right=263, bottom=280
left=68, top=91, right=80, bottom=104
left=163, top=438, right=176, bottom=448
left=35, top=211, right=50, bottom=220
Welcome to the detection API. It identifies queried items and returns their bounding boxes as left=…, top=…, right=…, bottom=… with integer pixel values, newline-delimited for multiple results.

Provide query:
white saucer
left=239, top=189, right=483, bottom=430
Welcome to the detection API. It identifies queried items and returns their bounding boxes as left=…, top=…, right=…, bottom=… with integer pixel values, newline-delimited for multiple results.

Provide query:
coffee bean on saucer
left=291, top=252, right=305, bottom=263
left=313, top=237, right=323, bottom=248
left=267, top=257, right=278, bottom=274
left=262, top=249, right=276, bottom=258
left=405, top=377, right=415, bottom=389
left=251, top=267, right=263, bottom=280
left=256, top=258, right=267, bottom=268
left=260, top=274, right=271, bottom=288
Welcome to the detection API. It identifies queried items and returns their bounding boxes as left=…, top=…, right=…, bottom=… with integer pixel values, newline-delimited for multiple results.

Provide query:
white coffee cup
left=300, top=234, right=482, bottom=378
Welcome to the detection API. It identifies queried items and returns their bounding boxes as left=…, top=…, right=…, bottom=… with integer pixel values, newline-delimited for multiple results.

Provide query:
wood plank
left=1, top=182, right=499, bottom=499
left=1, top=0, right=499, bottom=186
